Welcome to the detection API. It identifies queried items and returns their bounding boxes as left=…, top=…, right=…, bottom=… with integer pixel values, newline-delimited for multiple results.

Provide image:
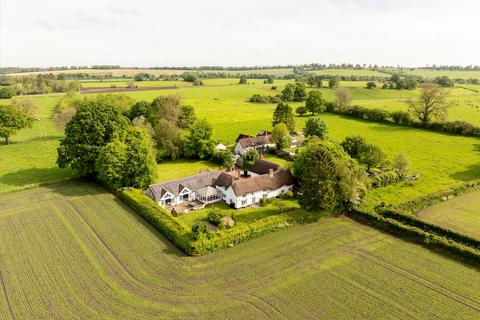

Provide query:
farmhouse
left=145, top=171, right=222, bottom=207
left=234, top=135, right=275, bottom=155
left=146, top=159, right=294, bottom=211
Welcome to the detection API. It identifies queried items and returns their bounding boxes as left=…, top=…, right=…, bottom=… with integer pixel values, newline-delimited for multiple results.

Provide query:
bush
left=219, top=215, right=235, bottom=229
left=0, top=86, right=16, bottom=99
left=207, top=209, right=222, bottom=225
left=364, top=108, right=389, bottom=122
left=390, top=111, right=413, bottom=125
left=211, top=150, right=233, bottom=168
left=370, top=170, right=403, bottom=188
left=249, top=94, right=280, bottom=103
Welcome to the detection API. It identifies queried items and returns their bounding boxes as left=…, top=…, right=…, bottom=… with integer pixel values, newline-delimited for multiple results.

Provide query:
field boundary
left=347, top=209, right=480, bottom=267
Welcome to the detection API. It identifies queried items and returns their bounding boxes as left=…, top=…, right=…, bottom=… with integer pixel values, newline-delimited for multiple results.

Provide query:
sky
left=1, top=0, right=479, bottom=68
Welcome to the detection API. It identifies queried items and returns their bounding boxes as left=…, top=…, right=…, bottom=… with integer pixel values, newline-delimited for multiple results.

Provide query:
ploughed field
left=415, top=190, right=480, bottom=240
left=1, top=181, right=480, bottom=319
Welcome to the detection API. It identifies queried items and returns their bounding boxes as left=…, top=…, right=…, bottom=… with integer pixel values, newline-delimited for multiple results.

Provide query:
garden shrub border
left=118, top=187, right=329, bottom=255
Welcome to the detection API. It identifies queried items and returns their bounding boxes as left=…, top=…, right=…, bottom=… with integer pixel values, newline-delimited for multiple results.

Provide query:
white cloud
left=1, top=0, right=479, bottom=67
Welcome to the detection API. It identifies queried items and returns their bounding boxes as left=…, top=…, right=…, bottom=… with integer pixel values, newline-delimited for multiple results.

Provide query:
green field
left=389, top=68, right=480, bottom=80
left=1, top=181, right=479, bottom=319
left=307, top=69, right=390, bottom=78
left=2, top=83, right=480, bottom=208
left=155, top=159, right=219, bottom=183
left=415, top=190, right=480, bottom=240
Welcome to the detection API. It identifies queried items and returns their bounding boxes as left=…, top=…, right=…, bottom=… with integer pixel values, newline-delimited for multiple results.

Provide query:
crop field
left=0, top=181, right=479, bottom=319
left=415, top=190, right=480, bottom=240
left=306, top=69, right=390, bottom=78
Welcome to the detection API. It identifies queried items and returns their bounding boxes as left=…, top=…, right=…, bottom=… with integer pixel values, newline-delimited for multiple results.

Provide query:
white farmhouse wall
left=234, top=143, right=246, bottom=155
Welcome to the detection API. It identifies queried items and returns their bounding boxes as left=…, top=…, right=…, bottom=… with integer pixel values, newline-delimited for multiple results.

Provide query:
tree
left=295, top=106, right=308, bottom=116
left=96, top=127, right=156, bottom=189
left=305, top=90, right=326, bottom=115
left=0, top=105, right=33, bottom=144
left=306, top=76, right=323, bottom=88
left=128, top=100, right=151, bottom=120
left=394, top=154, right=410, bottom=176
left=183, top=119, right=215, bottom=159
left=149, top=95, right=181, bottom=125
left=408, top=83, right=450, bottom=124
left=280, top=83, right=295, bottom=101
left=272, top=102, right=295, bottom=132
left=304, top=117, right=328, bottom=139
left=340, top=135, right=367, bottom=159
left=272, top=123, right=291, bottom=149
left=178, top=105, right=196, bottom=128
left=293, top=140, right=366, bottom=211
left=239, top=76, right=247, bottom=84
left=335, top=87, right=352, bottom=111
left=435, top=76, right=454, bottom=87
left=211, top=150, right=234, bottom=168
left=366, top=81, right=377, bottom=89
left=328, top=78, right=338, bottom=88
left=0, top=87, right=16, bottom=99
left=358, top=143, right=386, bottom=170
left=57, top=100, right=130, bottom=176
left=293, top=83, right=307, bottom=101
left=154, top=119, right=183, bottom=160
left=11, top=99, right=38, bottom=117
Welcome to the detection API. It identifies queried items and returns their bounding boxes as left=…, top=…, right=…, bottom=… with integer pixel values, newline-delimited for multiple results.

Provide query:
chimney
left=269, top=168, right=274, bottom=177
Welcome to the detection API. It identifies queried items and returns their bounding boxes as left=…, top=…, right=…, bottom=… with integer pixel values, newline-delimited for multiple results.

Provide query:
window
left=182, top=194, right=188, bottom=200
left=241, top=199, right=247, bottom=206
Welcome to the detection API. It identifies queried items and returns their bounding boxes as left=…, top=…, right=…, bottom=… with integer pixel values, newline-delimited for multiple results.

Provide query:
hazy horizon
left=1, top=0, right=479, bottom=68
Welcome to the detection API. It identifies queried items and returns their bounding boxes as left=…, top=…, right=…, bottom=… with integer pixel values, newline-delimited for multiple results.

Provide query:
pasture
left=306, top=68, right=390, bottom=78
left=415, top=190, right=480, bottom=240
left=0, top=181, right=479, bottom=319
left=389, top=68, right=480, bottom=80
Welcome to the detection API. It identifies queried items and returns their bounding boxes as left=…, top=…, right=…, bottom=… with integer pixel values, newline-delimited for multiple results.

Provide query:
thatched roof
left=231, top=169, right=294, bottom=196
left=251, top=159, right=280, bottom=175
left=237, top=135, right=271, bottom=148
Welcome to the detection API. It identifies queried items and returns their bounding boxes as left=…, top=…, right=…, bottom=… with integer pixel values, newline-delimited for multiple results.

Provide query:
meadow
left=415, top=190, right=480, bottom=240
left=388, top=68, right=480, bottom=80
left=0, top=181, right=479, bottom=319
left=306, top=68, right=390, bottom=78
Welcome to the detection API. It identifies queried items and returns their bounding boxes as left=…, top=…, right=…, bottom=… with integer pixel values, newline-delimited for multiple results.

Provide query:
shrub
left=370, top=170, right=403, bottom=188
left=219, top=215, right=235, bottom=229
left=390, top=111, right=413, bottom=125
left=364, top=108, right=389, bottom=122
left=207, top=209, right=222, bottom=225
left=192, top=223, right=210, bottom=240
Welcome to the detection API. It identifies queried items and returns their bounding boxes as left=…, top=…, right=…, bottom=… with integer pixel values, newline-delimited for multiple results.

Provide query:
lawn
left=1, top=181, right=479, bottom=319
left=154, top=159, right=219, bottom=183
left=176, top=198, right=300, bottom=227
left=415, top=190, right=480, bottom=240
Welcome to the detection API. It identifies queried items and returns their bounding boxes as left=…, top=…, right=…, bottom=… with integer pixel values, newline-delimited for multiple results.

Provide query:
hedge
left=118, top=188, right=194, bottom=254
left=378, top=208, right=480, bottom=250
left=393, top=179, right=480, bottom=213
left=326, top=104, right=480, bottom=138
left=348, top=209, right=480, bottom=266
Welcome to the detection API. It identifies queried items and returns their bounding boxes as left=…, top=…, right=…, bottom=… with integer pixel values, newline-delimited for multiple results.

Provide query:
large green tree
left=304, top=117, right=328, bottom=139
left=293, top=83, right=307, bottom=102
left=358, top=143, right=386, bottom=170
left=340, top=135, right=368, bottom=159
left=178, top=105, right=196, bottom=128
left=293, top=141, right=366, bottom=211
left=154, top=119, right=183, bottom=160
left=272, top=102, right=296, bottom=132
left=183, top=119, right=215, bottom=159
left=280, top=83, right=296, bottom=101
left=409, top=83, right=450, bottom=124
left=149, top=95, right=181, bottom=125
left=57, top=100, right=130, bottom=176
left=305, top=90, right=326, bottom=115
left=0, top=105, right=33, bottom=144
left=272, top=123, right=291, bottom=149
left=96, top=127, right=156, bottom=189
